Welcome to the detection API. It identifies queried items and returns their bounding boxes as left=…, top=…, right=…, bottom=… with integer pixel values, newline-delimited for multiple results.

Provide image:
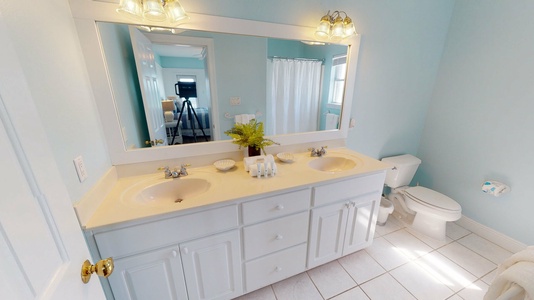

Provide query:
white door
left=108, top=246, right=188, bottom=300
left=343, top=195, right=378, bottom=254
left=181, top=230, right=243, bottom=300
left=0, top=19, right=105, bottom=299
left=307, top=202, right=349, bottom=268
left=130, top=27, right=168, bottom=146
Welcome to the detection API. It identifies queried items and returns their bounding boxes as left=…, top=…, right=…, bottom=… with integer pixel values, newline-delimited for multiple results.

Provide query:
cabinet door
left=181, top=230, right=243, bottom=300
left=307, top=202, right=350, bottom=268
left=343, top=194, right=379, bottom=255
left=108, top=246, right=188, bottom=300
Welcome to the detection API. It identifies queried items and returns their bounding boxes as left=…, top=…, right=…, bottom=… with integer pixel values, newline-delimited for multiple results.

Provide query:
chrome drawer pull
left=275, top=234, right=284, bottom=240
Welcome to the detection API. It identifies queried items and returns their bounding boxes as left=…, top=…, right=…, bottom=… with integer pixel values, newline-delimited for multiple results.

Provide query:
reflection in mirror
left=96, top=22, right=349, bottom=151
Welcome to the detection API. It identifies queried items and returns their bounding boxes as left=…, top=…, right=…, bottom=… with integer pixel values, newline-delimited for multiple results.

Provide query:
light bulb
left=165, top=0, right=189, bottom=24
left=343, top=16, right=356, bottom=37
left=314, top=15, right=331, bottom=39
left=143, top=0, right=166, bottom=22
left=116, top=0, right=142, bottom=20
left=331, top=15, right=344, bottom=40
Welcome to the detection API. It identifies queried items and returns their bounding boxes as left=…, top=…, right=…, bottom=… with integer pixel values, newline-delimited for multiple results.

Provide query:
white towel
left=484, top=246, right=534, bottom=300
left=234, top=114, right=243, bottom=124
left=325, top=113, right=339, bottom=130
left=234, top=114, right=256, bottom=124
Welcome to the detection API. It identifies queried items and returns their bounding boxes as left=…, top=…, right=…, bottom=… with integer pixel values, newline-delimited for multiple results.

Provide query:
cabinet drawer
left=95, top=205, right=238, bottom=258
left=243, top=212, right=308, bottom=260
left=242, top=189, right=310, bottom=225
left=313, top=172, right=385, bottom=207
left=245, top=244, right=307, bottom=292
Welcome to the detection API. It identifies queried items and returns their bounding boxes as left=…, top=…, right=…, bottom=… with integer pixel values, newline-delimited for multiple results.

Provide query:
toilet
left=381, top=154, right=462, bottom=240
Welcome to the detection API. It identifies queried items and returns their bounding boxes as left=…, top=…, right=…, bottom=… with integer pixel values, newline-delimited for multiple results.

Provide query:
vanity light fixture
left=117, top=0, right=189, bottom=25
left=315, top=11, right=357, bottom=41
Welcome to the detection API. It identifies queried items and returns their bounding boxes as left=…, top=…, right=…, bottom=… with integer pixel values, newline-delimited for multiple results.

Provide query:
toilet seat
left=404, top=186, right=461, bottom=213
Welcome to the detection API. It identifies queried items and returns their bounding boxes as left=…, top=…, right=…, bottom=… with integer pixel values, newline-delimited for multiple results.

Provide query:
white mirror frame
left=69, top=0, right=360, bottom=165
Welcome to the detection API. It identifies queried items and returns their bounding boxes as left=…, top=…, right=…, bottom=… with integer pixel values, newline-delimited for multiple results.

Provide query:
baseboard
left=456, top=215, right=527, bottom=253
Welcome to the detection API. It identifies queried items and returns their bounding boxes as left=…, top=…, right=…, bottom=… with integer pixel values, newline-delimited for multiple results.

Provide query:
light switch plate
left=73, top=155, right=88, bottom=182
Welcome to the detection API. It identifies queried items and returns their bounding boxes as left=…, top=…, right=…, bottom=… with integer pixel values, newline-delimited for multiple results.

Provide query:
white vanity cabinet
left=86, top=168, right=388, bottom=299
left=241, top=189, right=311, bottom=292
left=90, top=205, right=242, bottom=300
left=308, top=173, right=385, bottom=268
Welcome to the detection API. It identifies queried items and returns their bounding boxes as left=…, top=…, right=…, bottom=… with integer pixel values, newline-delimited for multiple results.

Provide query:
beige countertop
left=83, top=148, right=390, bottom=230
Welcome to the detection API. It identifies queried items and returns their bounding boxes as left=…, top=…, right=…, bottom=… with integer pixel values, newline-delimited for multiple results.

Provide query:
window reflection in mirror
left=96, top=21, right=349, bottom=150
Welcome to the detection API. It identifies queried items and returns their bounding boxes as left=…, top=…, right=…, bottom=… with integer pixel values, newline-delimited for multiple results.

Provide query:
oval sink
left=126, top=178, right=211, bottom=206
left=308, top=156, right=357, bottom=173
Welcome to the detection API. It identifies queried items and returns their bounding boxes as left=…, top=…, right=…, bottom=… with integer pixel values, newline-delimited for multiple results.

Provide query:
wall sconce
left=315, top=11, right=357, bottom=41
left=117, top=0, right=189, bottom=25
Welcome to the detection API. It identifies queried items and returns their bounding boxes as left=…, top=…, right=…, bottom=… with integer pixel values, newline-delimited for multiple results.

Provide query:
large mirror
left=73, top=11, right=360, bottom=164
left=97, top=22, right=349, bottom=149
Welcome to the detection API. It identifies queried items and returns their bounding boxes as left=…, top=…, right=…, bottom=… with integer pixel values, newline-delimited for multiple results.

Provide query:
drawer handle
left=275, top=234, right=284, bottom=240
left=172, top=250, right=178, bottom=257
left=181, top=247, right=189, bottom=255
left=345, top=202, right=351, bottom=209
left=276, top=204, right=284, bottom=210
left=275, top=266, right=282, bottom=272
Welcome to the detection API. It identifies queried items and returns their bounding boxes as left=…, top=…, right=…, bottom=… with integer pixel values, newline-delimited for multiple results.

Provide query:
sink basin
left=308, top=156, right=357, bottom=172
left=125, top=178, right=211, bottom=206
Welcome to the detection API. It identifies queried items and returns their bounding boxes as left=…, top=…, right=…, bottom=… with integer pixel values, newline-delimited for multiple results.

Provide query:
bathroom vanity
left=80, top=148, right=389, bottom=300
left=67, top=1, right=380, bottom=298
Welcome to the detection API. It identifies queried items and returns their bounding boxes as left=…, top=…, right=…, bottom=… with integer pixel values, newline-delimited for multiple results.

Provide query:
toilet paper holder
left=482, top=180, right=510, bottom=197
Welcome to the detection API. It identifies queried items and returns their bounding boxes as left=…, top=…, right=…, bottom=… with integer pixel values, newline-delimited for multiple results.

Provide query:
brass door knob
left=81, top=257, right=114, bottom=284
left=145, top=139, right=164, bottom=146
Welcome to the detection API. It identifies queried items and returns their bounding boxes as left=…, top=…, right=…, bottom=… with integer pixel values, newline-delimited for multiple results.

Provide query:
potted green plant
left=224, top=119, right=279, bottom=156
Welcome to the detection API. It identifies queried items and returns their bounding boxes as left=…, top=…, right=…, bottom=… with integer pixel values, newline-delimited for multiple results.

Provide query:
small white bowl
left=214, top=159, right=236, bottom=171
left=276, top=152, right=294, bottom=163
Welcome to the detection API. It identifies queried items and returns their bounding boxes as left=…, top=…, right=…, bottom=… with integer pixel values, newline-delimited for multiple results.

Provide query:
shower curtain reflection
left=267, top=58, right=323, bottom=135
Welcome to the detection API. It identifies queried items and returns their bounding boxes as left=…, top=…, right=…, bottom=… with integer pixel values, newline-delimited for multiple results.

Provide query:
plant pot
left=248, top=146, right=261, bottom=157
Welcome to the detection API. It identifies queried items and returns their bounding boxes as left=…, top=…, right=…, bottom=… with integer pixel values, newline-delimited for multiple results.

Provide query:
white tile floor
left=235, top=217, right=514, bottom=300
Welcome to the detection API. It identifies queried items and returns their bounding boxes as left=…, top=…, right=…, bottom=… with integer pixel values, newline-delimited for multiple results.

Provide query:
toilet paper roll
left=482, top=180, right=510, bottom=197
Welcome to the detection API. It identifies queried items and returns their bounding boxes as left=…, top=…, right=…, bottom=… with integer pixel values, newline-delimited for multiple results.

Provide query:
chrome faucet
left=309, top=146, right=327, bottom=157
left=160, top=164, right=189, bottom=179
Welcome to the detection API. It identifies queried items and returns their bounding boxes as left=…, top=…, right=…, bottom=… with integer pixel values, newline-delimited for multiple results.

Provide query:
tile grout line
left=257, top=221, right=500, bottom=300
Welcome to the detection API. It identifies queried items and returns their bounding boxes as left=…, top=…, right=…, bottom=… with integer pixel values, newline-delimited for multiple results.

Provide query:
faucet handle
left=179, top=164, right=190, bottom=176
left=158, top=166, right=172, bottom=178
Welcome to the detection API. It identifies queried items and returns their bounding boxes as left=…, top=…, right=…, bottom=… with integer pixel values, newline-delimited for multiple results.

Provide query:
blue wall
left=160, top=56, right=204, bottom=69
left=415, top=0, right=534, bottom=244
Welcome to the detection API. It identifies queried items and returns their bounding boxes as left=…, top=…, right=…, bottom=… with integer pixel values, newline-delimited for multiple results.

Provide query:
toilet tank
left=381, top=154, right=422, bottom=188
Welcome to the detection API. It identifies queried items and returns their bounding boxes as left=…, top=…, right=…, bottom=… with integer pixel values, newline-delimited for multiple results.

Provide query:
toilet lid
left=404, top=186, right=461, bottom=211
